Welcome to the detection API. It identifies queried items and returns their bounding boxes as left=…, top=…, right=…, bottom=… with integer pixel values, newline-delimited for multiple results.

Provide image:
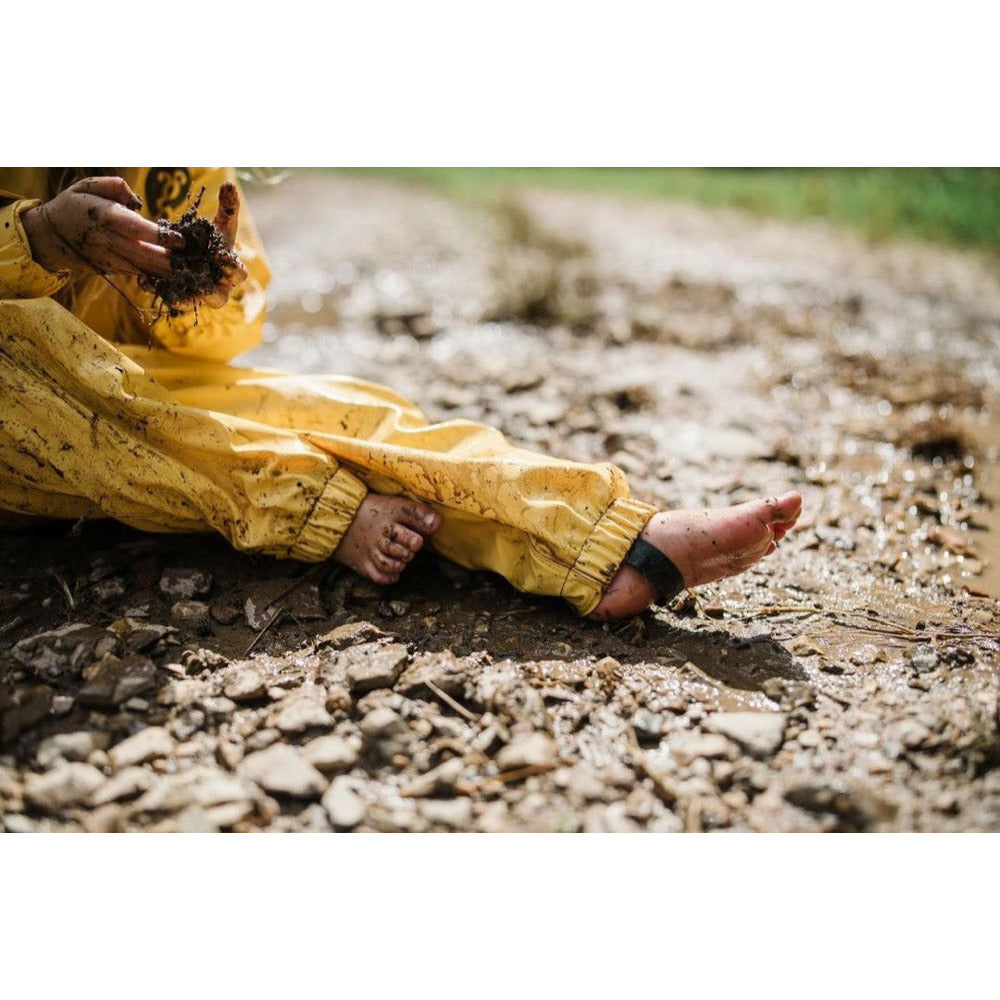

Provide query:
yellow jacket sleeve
left=0, top=197, right=70, bottom=299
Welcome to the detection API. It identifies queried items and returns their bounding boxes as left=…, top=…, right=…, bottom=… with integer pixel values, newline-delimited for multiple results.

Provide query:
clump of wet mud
left=151, top=188, right=238, bottom=314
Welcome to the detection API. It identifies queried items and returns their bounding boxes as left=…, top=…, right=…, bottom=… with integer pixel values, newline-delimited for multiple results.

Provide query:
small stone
left=13, top=623, right=121, bottom=679
left=170, top=709, right=206, bottom=741
left=159, top=568, right=213, bottom=600
left=91, top=766, right=154, bottom=805
left=388, top=600, right=409, bottom=617
left=223, top=666, right=268, bottom=702
left=4, top=814, right=37, bottom=833
left=51, top=695, right=74, bottom=715
left=631, top=709, right=665, bottom=746
left=157, top=678, right=205, bottom=708
left=25, top=762, right=105, bottom=811
left=317, top=621, right=386, bottom=650
left=300, top=735, right=359, bottom=774
left=401, top=757, right=464, bottom=798
left=322, top=776, right=366, bottom=828
left=246, top=727, right=280, bottom=752
left=672, top=733, right=732, bottom=765
left=496, top=732, right=558, bottom=771
left=216, top=739, right=244, bottom=771
left=273, top=695, right=332, bottom=734
left=210, top=602, right=242, bottom=625
left=910, top=645, right=939, bottom=674
left=704, top=712, right=787, bottom=760
left=171, top=600, right=210, bottom=625
left=360, top=707, right=408, bottom=741
left=239, top=744, right=327, bottom=798
left=36, top=731, right=110, bottom=768
left=108, top=726, right=175, bottom=769
left=419, top=797, right=473, bottom=829
left=200, top=697, right=237, bottom=720
left=124, top=698, right=149, bottom=712
left=81, top=803, right=125, bottom=833
left=345, top=642, right=410, bottom=693
left=78, top=653, right=157, bottom=707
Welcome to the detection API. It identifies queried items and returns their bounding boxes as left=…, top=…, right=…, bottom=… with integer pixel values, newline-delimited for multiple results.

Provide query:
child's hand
left=20, top=176, right=184, bottom=278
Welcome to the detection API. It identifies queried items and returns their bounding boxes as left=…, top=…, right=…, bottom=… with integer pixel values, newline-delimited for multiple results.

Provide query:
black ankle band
left=622, top=537, right=685, bottom=604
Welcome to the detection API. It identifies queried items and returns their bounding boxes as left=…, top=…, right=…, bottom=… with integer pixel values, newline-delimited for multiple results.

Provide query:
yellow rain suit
left=0, top=168, right=655, bottom=615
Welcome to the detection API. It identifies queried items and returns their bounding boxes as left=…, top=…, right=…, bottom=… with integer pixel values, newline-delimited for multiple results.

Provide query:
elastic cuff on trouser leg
left=288, top=465, right=368, bottom=561
left=559, top=496, right=658, bottom=616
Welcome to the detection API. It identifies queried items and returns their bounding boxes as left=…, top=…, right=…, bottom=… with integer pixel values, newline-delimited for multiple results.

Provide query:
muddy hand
left=20, top=176, right=184, bottom=278
left=201, top=182, right=249, bottom=309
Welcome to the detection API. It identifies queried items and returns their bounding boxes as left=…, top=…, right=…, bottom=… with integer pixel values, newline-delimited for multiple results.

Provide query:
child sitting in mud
left=0, top=168, right=801, bottom=620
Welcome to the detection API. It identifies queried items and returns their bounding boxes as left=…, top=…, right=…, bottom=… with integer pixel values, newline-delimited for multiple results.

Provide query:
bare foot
left=333, top=494, right=442, bottom=585
left=590, top=491, right=802, bottom=621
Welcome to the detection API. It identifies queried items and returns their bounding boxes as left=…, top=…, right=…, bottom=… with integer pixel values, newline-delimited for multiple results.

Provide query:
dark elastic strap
left=622, top=537, right=685, bottom=604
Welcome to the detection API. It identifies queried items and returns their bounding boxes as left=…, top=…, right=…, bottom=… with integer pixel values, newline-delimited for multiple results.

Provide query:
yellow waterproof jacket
left=0, top=168, right=652, bottom=614
left=0, top=167, right=269, bottom=362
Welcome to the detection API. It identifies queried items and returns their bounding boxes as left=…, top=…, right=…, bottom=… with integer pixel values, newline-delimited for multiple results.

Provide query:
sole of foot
left=590, top=491, right=802, bottom=621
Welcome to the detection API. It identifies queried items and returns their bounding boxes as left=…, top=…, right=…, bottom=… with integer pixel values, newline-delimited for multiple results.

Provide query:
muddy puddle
left=1, top=173, right=997, bottom=833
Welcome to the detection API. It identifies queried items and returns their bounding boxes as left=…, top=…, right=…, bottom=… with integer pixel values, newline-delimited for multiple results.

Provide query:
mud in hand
left=147, top=183, right=244, bottom=316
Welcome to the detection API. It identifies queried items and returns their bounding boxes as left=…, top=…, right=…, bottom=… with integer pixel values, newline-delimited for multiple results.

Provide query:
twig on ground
left=244, top=607, right=285, bottom=655
left=425, top=679, right=479, bottom=722
left=52, top=573, right=75, bottom=611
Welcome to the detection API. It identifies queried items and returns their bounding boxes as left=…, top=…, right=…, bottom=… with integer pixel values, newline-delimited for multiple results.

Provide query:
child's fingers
left=73, top=176, right=142, bottom=210
left=103, top=232, right=173, bottom=277
left=107, top=204, right=185, bottom=249
left=212, top=182, right=240, bottom=248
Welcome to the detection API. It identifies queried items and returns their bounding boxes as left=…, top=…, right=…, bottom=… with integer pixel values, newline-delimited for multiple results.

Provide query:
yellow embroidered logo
left=144, top=168, right=192, bottom=218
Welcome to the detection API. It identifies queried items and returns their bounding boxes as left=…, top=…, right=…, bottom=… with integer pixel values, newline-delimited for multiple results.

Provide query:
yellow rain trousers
left=0, top=168, right=655, bottom=616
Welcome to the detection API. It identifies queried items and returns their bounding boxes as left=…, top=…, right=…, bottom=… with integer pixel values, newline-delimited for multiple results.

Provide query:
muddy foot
left=333, top=494, right=442, bottom=585
left=590, top=491, right=802, bottom=621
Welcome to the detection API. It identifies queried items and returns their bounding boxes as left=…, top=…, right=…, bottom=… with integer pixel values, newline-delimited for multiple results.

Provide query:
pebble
left=171, top=600, right=210, bottom=625
left=401, top=757, right=464, bottom=798
left=91, top=766, right=154, bottom=806
left=78, top=653, right=157, bottom=707
left=223, top=666, right=268, bottom=702
left=419, top=797, right=473, bottom=828
left=322, top=776, right=366, bottom=828
left=671, top=733, right=732, bottom=765
left=170, top=710, right=206, bottom=741
left=360, top=707, right=408, bottom=741
left=36, top=731, right=109, bottom=768
left=25, top=762, right=105, bottom=811
left=496, top=732, right=558, bottom=771
left=704, top=712, right=787, bottom=760
left=108, top=726, right=175, bottom=769
left=910, top=645, right=939, bottom=674
left=4, top=814, right=36, bottom=833
left=631, top=708, right=665, bottom=746
left=273, top=695, right=333, bottom=734
left=239, top=745, right=327, bottom=798
left=300, top=735, right=359, bottom=774
left=13, top=623, right=121, bottom=679
left=159, top=568, right=213, bottom=600
left=345, top=642, right=410, bottom=693
left=210, top=602, right=242, bottom=625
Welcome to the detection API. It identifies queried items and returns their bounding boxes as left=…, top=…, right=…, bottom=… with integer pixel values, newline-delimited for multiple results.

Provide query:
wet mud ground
left=1, top=173, right=998, bottom=832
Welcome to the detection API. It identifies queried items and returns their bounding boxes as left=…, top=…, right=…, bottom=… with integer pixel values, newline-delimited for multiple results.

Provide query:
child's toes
left=398, top=502, right=441, bottom=535
left=372, top=550, right=406, bottom=577
left=391, top=524, right=425, bottom=553
left=379, top=535, right=416, bottom=562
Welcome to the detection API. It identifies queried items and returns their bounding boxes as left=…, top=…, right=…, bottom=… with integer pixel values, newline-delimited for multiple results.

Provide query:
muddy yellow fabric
left=0, top=168, right=656, bottom=615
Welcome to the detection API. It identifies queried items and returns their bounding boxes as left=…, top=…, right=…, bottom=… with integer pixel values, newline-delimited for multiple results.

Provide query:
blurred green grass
left=331, top=168, right=1000, bottom=253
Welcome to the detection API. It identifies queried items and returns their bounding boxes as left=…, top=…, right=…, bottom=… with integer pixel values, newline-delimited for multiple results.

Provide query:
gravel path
left=1, top=173, right=997, bottom=832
